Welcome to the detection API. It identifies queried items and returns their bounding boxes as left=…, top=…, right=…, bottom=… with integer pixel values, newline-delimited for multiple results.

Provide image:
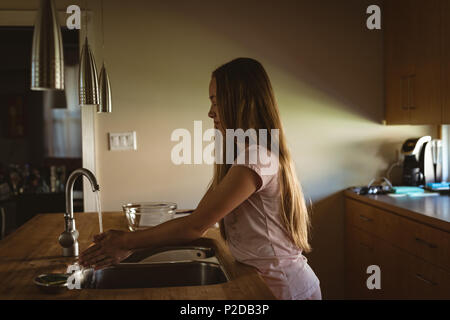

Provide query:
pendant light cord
left=85, top=0, right=88, bottom=39
left=101, top=0, right=105, bottom=53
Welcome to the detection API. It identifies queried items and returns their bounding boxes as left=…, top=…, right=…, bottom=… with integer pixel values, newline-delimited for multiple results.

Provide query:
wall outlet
left=109, top=131, right=137, bottom=151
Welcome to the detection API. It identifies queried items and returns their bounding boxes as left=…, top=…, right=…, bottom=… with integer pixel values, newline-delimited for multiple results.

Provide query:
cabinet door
left=442, top=0, right=450, bottom=123
left=395, top=246, right=450, bottom=299
left=345, top=198, right=400, bottom=242
left=408, top=0, right=441, bottom=124
left=384, top=0, right=441, bottom=125
left=345, top=225, right=450, bottom=299
left=345, top=226, right=398, bottom=299
left=384, top=0, right=412, bottom=124
left=345, top=225, right=377, bottom=299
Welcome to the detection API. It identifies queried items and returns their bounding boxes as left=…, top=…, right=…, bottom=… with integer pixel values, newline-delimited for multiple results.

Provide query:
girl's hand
left=79, top=230, right=132, bottom=270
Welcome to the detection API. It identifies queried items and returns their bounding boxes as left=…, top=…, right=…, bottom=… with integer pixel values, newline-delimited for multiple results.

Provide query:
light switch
left=109, top=131, right=137, bottom=151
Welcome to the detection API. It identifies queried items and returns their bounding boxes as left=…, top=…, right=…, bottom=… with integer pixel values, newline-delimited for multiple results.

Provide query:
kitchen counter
left=0, top=212, right=275, bottom=300
left=345, top=190, right=450, bottom=233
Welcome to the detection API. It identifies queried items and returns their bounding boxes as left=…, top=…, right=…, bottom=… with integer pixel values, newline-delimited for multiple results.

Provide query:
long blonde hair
left=210, top=57, right=311, bottom=253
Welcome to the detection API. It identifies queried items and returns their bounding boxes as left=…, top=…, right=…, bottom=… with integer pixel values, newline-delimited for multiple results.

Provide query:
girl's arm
left=127, top=165, right=262, bottom=250
left=79, top=165, right=261, bottom=268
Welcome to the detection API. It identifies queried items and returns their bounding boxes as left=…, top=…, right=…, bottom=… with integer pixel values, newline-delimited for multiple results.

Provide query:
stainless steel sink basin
left=122, top=246, right=216, bottom=264
left=80, top=261, right=228, bottom=289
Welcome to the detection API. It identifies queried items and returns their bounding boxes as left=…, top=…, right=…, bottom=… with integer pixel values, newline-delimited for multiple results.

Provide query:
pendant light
left=78, top=2, right=99, bottom=106
left=98, top=0, right=112, bottom=113
left=31, top=0, right=64, bottom=90
left=79, top=37, right=99, bottom=105
left=98, top=63, right=112, bottom=112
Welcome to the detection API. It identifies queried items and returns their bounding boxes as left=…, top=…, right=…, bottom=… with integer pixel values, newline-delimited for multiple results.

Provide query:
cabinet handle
left=415, top=274, right=437, bottom=286
left=401, top=76, right=409, bottom=110
left=359, top=215, right=373, bottom=222
left=409, top=75, right=416, bottom=110
left=415, top=237, right=438, bottom=249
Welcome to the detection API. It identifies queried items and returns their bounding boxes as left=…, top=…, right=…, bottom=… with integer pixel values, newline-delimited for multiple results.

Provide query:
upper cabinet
left=384, top=0, right=443, bottom=125
left=443, top=0, right=450, bottom=123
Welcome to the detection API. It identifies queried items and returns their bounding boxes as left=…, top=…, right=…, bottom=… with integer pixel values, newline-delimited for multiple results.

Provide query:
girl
left=79, top=58, right=321, bottom=300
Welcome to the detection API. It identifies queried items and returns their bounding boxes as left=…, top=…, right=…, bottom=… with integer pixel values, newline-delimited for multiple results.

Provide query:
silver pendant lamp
left=79, top=36, right=99, bottom=105
left=31, top=0, right=64, bottom=90
left=98, top=0, right=112, bottom=113
left=98, top=63, right=112, bottom=112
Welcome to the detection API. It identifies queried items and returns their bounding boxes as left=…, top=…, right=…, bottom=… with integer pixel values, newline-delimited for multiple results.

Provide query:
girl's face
left=208, top=77, right=224, bottom=133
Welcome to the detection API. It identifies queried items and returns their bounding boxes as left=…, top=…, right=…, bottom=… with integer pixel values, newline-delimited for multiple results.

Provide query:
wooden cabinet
left=397, top=248, right=450, bottom=299
left=345, top=197, right=450, bottom=299
left=384, top=0, right=444, bottom=125
left=385, top=0, right=416, bottom=124
left=345, top=226, right=400, bottom=299
left=397, top=213, right=450, bottom=271
left=442, top=0, right=450, bottom=123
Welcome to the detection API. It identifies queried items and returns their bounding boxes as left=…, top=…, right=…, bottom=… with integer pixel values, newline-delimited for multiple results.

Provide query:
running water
left=95, top=191, right=103, bottom=233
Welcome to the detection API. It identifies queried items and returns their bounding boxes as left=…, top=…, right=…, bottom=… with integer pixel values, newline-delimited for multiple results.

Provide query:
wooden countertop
left=345, top=190, right=450, bottom=233
left=0, top=212, right=275, bottom=300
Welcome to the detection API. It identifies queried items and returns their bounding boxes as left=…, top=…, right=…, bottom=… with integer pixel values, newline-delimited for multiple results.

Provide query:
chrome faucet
left=59, top=168, right=100, bottom=257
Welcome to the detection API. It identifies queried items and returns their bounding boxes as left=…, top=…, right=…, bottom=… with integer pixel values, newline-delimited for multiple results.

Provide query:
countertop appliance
left=401, top=136, right=442, bottom=186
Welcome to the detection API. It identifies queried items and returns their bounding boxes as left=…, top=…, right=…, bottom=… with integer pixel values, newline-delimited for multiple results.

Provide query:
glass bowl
left=34, top=273, right=69, bottom=293
left=122, top=202, right=177, bottom=231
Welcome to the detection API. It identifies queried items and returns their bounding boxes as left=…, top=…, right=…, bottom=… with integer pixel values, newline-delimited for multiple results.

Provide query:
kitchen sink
left=80, top=261, right=229, bottom=289
left=122, top=246, right=216, bottom=264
